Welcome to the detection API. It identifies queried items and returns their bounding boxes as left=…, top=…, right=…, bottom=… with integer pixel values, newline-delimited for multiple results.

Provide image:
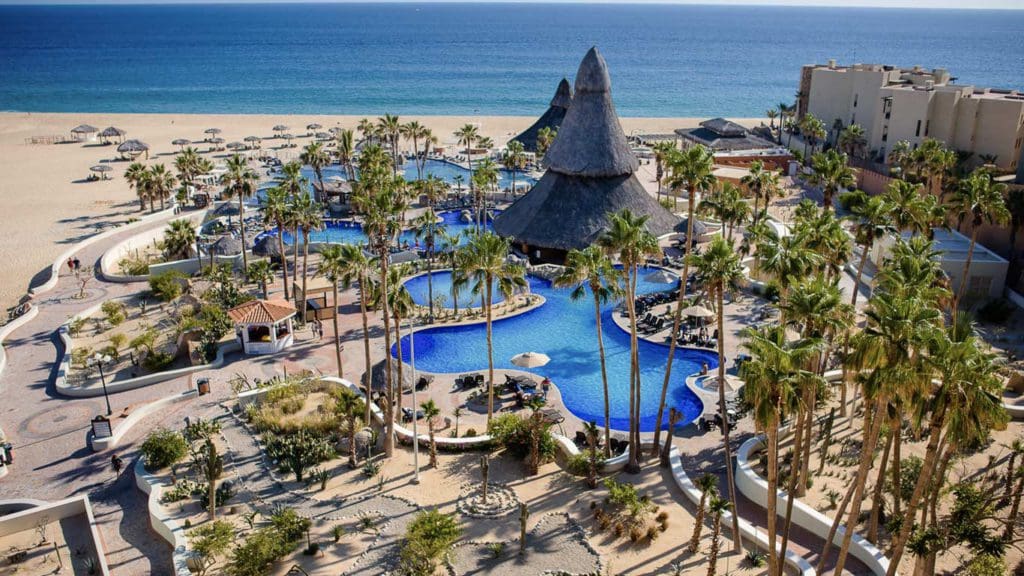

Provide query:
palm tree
left=755, top=229, right=822, bottom=300
left=554, top=246, right=622, bottom=457
left=335, top=389, right=364, bottom=468
left=246, top=260, right=274, bottom=299
left=278, top=160, right=308, bottom=290
left=357, top=118, right=377, bottom=145
left=740, top=160, right=780, bottom=222
left=882, top=179, right=934, bottom=234
left=338, top=243, right=377, bottom=425
left=292, top=193, right=324, bottom=321
left=698, top=182, right=749, bottom=242
left=776, top=102, right=789, bottom=144
left=125, top=161, right=149, bottom=211
left=351, top=145, right=406, bottom=457
left=378, top=263, right=414, bottom=417
left=378, top=114, right=403, bottom=174
left=316, top=245, right=347, bottom=378
left=335, top=128, right=355, bottom=179
left=411, top=208, right=440, bottom=323
left=838, top=124, right=867, bottom=159
left=221, top=154, right=258, bottom=273
left=148, top=164, right=177, bottom=212
left=162, top=218, right=196, bottom=261
left=402, top=120, right=429, bottom=180
left=809, top=150, right=854, bottom=212
left=260, top=186, right=292, bottom=300
left=421, top=399, right=440, bottom=467
left=688, top=472, right=718, bottom=553
left=706, top=496, right=731, bottom=576
left=654, top=144, right=716, bottom=456
left=457, top=232, right=526, bottom=423
left=502, top=140, right=527, bottom=197
left=536, top=126, right=556, bottom=157
left=766, top=109, right=778, bottom=133
left=651, top=140, right=677, bottom=202
left=948, top=171, right=1009, bottom=307
left=454, top=123, right=479, bottom=206
left=300, top=142, right=330, bottom=201
left=841, top=190, right=895, bottom=306
left=472, top=159, right=499, bottom=231
left=689, top=236, right=745, bottom=551
left=799, top=114, right=826, bottom=164
left=437, top=228, right=464, bottom=314
left=599, top=210, right=660, bottom=473
left=174, top=147, right=200, bottom=194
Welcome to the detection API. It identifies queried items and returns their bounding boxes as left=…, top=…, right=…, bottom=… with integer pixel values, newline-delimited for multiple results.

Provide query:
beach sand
left=0, top=112, right=765, bottom=312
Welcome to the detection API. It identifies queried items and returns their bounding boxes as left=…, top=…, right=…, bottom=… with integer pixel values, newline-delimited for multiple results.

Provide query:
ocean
left=0, top=3, right=1022, bottom=117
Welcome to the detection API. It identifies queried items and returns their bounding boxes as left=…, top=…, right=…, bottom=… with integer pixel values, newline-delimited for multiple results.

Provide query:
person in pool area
left=700, top=362, right=709, bottom=376
left=541, top=377, right=551, bottom=397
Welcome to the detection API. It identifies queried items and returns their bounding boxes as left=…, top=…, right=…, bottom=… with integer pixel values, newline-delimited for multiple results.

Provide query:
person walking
left=67, top=258, right=74, bottom=275
left=111, top=453, right=123, bottom=478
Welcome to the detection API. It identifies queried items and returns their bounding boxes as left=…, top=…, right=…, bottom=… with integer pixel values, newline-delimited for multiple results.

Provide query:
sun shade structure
left=99, top=126, right=127, bottom=144
left=493, top=47, right=679, bottom=262
left=89, top=165, right=112, bottom=179
left=116, top=139, right=149, bottom=159
left=72, top=124, right=98, bottom=134
left=273, top=124, right=289, bottom=135
left=511, top=351, right=551, bottom=368
left=510, top=78, right=573, bottom=153
left=172, top=138, right=191, bottom=150
left=674, top=217, right=709, bottom=237
left=210, top=235, right=243, bottom=255
left=228, top=299, right=296, bottom=355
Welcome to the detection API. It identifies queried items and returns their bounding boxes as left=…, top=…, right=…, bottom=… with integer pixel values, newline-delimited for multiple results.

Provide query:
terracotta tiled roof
left=227, top=299, right=296, bottom=324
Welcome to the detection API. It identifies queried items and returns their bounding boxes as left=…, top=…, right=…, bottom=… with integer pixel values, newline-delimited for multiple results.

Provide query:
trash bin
left=197, top=378, right=211, bottom=396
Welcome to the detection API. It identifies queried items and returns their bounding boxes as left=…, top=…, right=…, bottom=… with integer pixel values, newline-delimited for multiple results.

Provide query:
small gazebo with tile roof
left=228, top=299, right=296, bottom=355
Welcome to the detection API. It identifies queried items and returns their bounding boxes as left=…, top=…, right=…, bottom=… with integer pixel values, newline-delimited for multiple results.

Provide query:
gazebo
left=116, top=139, right=150, bottom=160
left=493, top=47, right=678, bottom=263
left=228, top=299, right=296, bottom=355
left=71, top=124, right=99, bottom=142
left=99, top=126, right=127, bottom=145
left=510, top=78, right=573, bottom=153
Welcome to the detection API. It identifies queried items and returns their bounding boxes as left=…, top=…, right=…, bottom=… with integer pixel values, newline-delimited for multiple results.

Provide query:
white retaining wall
left=89, top=389, right=198, bottom=452
left=0, top=496, right=111, bottom=576
left=134, top=458, right=193, bottom=576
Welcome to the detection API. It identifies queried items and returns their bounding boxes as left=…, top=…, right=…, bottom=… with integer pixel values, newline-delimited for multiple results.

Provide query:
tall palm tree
left=163, top=218, right=197, bottom=261
left=841, top=190, right=895, bottom=306
left=457, top=232, right=526, bottom=423
left=706, top=496, right=731, bottom=576
left=377, top=263, right=414, bottom=417
left=221, top=154, right=258, bottom=273
left=402, top=120, right=429, bottom=180
left=300, top=141, right=330, bottom=201
left=335, top=390, right=364, bottom=468
left=651, top=140, right=677, bottom=202
left=455, top=123, right=479, bottom=211
left=351, top=145, right=406, bottom=457
left=259, top=186, right=292, bottom=300
left=776, top=102, right=789, bottom=144
left=278, top=160, right=308, bottom=291
left=554, top=246, right=622, bottom=457
left=688, top=473, right=718, bottom=553
left=472, top=158, right=499, bottom=231
left=335, top=128, right=355, bottom=179
left=421, top=399, right=440, bottom=467
left=809, top=149, right=854, bottom=212
left=174, top=147, right=200, bottom=193
left=766, top=109, right=778, bottom=133
left=755, top=229, right=822, bottom=300
left=246, top=260, right=274, bottom=300
left=292, top=193, right=324, bottom=321
left=799, top=114, right=826, bottom=164
left=948, top=171, right=1009, bottom=307
left=377, top=114, right=403, bottom=174
left=125, top=161, right=149, bottom=211
left=316, top=244, right=347, bottom=378
left=741, top=325, right=822, bottom=576
left=148, top=164, right=177, bottom=211
left=437, top=228, right=464, bottom=314
left=338, top=243, right=377, bottom=425
left=689, top=236, right=745, bottom=551
left=740, top=160, right=780, bottom=222
left=881, top=179, right=934, bottom=234
left=838, top=124, right=867, bottom=159
left=653, top=144, right=716, bottom=456
left=599, top=210, right=660, bottom=473
left=412, top=208, right=439, bottom=323
left=502, top=140, right=527, bottom=197
left=698, top=182, right=749, bottom=242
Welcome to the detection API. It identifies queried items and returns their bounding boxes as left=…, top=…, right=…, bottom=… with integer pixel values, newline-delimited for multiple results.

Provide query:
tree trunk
left=301, top=234, right=310, bottom=321
left=777, top=411, right=805, bottom=574
left=955, top=229, right=978, bottom=309
left=891, top=415, right=903, bottom=518
left=1004, top=466, right=1024, bottom=541
left=277, top=220, right=290, bottom=300
left=689, top=493, right=708, bottom=553
left=594, top=293, right=612, bottom=459
left=707, top=514, right=722, bottom=576
left=332, top=284, right=343, bottom=378
left=359, top=278, right=373, bottom=425
left=380, top=254, right=395, bottom=457
left=393, top=312, right=403, bottom=417
left=796, top=388, right=815, bottom=497
left=867, top=429, right=894, bottom=543
left=717, top=284, right=743, bottom=552
left=852, top=240, right=871, bottom=307
left=816, top=471, right=860, bottom=574
left=426, top=245, right=434, bottom=322
left=292, top=225, right=300, bottom=295
left=239, top=195, right=249, bottom=274
left=485, top=278, right=495, bottom=423
left=832, top=397, right=887, bottom=576
left=625, top=265, right=642, bottom=474
left=765, top=418, right=781, bottom=576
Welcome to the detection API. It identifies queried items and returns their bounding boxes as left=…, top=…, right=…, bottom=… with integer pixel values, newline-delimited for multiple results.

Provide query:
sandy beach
left=0, top=112, right=764, bottom=312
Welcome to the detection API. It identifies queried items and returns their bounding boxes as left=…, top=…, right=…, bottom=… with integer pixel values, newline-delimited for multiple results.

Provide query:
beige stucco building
left=797, top=61, right=1024, bottom=178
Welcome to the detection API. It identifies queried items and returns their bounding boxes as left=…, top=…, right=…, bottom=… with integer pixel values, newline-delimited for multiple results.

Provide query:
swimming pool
left=404, top=270, right=505, bottom=309
left=260, top=209, right=499, bottom=247
left=395, top=268, right=718, bottom=432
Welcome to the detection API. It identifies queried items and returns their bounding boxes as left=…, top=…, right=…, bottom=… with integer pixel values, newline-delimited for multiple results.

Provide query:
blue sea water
left=1, top=4, right=1022, bottom=116
left=395, top=270, right=719, bottom=431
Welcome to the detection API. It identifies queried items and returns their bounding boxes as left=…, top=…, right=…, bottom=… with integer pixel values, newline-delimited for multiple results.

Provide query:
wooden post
left=519, top=502, right=529, bottom=556
left=480, top=455, right=489, bottom=504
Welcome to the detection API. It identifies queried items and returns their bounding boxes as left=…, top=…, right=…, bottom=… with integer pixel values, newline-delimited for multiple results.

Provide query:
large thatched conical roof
left=494, top=47, right=678, bottom=256
left=510, top=78, right=573, bottom=153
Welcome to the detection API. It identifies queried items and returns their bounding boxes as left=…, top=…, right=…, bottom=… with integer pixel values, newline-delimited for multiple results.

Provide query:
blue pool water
left=395, top=269, right=719, bottom=432
left=404, top=271, right=504, bottom=310
left=261, top=209, right=498, bottom=248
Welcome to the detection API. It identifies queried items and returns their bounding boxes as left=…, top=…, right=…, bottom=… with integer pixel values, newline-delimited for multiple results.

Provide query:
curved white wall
left=134, top=458, right=193, bottom=576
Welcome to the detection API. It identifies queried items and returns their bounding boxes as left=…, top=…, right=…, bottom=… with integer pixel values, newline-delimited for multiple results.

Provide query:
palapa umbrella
left=281, top=134, right=295, bottom=147
left=116, top=139, right=149, bottom=159
left=226, top=141, right=244, bottom=150
left=203, top=128, right=222, bottom=142
left=680, top=305, right=713, bottom=318
left=172, top=138, right=191, bottom=151
left=71, top=124, right=98, bottom=141
left=208, top=137, right=225, bottom=150
left=272, top=124, right=289, bottom=137
left=306, top=123, right=322, bottom=135
left=644, top=269, right=677, bottom=284
left=315, top=132, right=331, bottom=141
left=511, top=352, right=550, bottom=368
left=99, top=126, right=127, bottom=144
left=89, top=165, right=112, bottom=180
left=244, top=135, right=262, bottom=148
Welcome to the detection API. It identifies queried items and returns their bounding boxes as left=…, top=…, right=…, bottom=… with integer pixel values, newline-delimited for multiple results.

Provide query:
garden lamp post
left=195, top=233, right=204, bottom=273
left=408, top=317, right=420, bottom=484
left=88, top=352, right=114, bottom=416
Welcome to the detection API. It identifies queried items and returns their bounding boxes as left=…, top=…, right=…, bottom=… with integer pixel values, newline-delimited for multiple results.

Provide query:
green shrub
left=603, top=478, right=653, bottom=518
left=71, top=346, right=92, bottom=369
left=399, top=510, right=461, bottom=576
left=487, top=413, right=556, bottom=462
left=265, top=431, right=334, bottom=483
left=567, top=449, right=605, bottom=477
left=68, top=317, right=87, bottom=337
left=140, top=428, right=188, bottom=471
left=101, top=300, right=126, bottom=326
left=161, top=480, right=202, bottom=503
left=267, top=507, right=310, bottom=543
left=331, top=524, right=345, bottom=542
left=964, top=553, right=1005, bottom=576
left=118, top=255, right=151, bottom=276
left=108, top=333, right=127, bottom=351
left=227, top=527, right=291, bottom=576
left=143, top=350, right=175, bottom=372
left=149, top=270, right=186, bottom=301
left=199, top=482, right=236, bottom=509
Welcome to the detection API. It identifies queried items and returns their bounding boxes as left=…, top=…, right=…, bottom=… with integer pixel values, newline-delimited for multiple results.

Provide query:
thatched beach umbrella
left=244, top=135, right=262, bottom=149
left=116, top=139, right=149, bottom=160
left=281, top=134, right=295, bottom=147
left=306, top=123, right=322, bottom=136
left=209, top=137, right=225, bottom=151
left=492, top=47, right=678, bottom=259
left=644, top=269, right=677, bottom=284
left=272, top=125, right=289, bottom=138
left=681, top=305, right=714, bottom=319
left=510, top=78, right=573, bottom=153
left=71, top=124, right=99, bottom=141
left=204, top=128, right=222, bottom=142
left=210, top=235, right=243, bottom=256
left=89, top=165, right=113, bottom=180
left=315, top=132, right=331, bottom=141
left=172, top=138, right=191, bottom=151
left=226, top=141, right=244, bottom=150
left=674, top=217, right=708, bottom=238
left=99, top=126, right=127, bottom=144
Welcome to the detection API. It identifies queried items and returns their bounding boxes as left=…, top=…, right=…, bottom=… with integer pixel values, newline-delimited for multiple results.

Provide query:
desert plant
left=140, top=428, right=188, bottom=471
left=189, top=520, right=234, bottom=576
left=399, top=509, right=461, bottom=576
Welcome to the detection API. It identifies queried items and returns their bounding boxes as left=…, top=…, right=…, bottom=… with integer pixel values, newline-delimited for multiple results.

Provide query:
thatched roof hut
left=210, top=235, right=243, bottom=256
left=510, top=78, right=572, bottom=153
left=493, top=47, right=678, bottom=261
left=71, top=124, right=98, bottom=135
left=116, top=139, right=149, bottom=159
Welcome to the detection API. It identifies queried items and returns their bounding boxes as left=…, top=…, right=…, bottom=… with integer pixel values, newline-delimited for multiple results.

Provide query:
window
left=882, top=126, right=888, bottom=142
left=915, top=120, right=922, bottom=137
left=925, top=120, right=930, bottom=136
left=854, top=94, right=859, bottom=108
